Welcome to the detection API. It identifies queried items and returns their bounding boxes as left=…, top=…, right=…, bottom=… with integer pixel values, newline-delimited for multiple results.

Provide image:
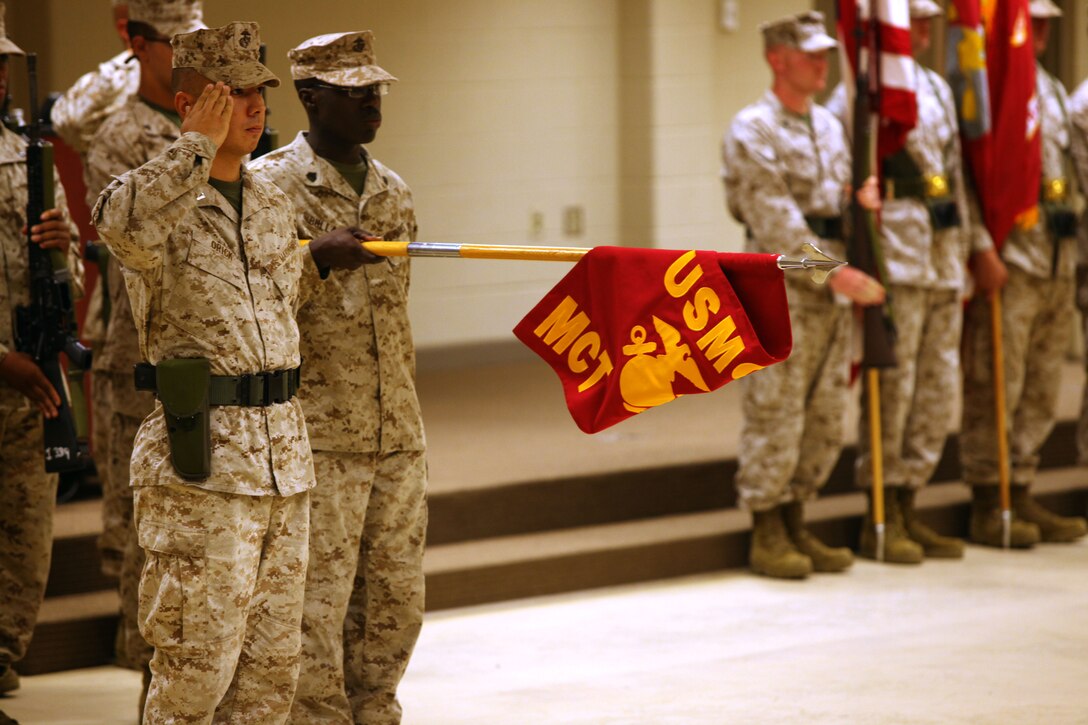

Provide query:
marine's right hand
left=0, top=351, right=61, bottom=418
left=180, top=82, right=233, bottom=149
left=970, top=248, right=1007, bottom=294
left=828, top=265, right=885, bottom=307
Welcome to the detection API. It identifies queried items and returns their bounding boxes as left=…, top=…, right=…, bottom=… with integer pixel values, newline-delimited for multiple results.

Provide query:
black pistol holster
left=156, top=358, right=212, bottom=481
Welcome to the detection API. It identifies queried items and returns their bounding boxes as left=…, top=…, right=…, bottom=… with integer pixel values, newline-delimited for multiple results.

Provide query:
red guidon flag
left=513, top=248, right=793, bottom=434
left=947, top=0, right=1039, bottom=248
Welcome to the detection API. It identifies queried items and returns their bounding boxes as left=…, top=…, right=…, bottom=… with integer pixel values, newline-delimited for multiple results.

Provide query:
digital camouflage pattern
left=1069, top=76, right=1088, bottom=464
left=759, top=11, right=838, bottom=53
left=135, top=483, right=309, bottom=723
left=961, top=64, right=1077, bottom=487
left=250, top=132, right=424, bottom=453
left=85, top=95, right=178, bottom=669
left=172, top=21, right=279, bottom=89
left=127, top=0, right=204, bottom=38
left=51, top=50, right=140, bottom=155
left=296, top=451, right=427, bottom=724
left=289, top=30, right=397, bottom=87
left=827, top=65, right=974, bottom=493
left=722, top=91, right=852, bottom=510
left=0, top=410, right=57, bottom=669
left=93, top=131, right=318, bottom=497
left=251, top=129, right=427, bottom=724
left=0, top=123, right=80, bottom=669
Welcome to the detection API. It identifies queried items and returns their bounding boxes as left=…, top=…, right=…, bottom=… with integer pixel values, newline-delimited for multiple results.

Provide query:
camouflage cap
left=0, top=2, right=25, bottom=56
left=909, top=0, right=943, bottom=19
left=288, top=31, right=397, bottom=87
left=1028, top=0, right=1062, bottom=18
left=760, top=11, right=837, bottom=53
left=172, top=21, right=280, bottom=88
left=128, top=0, right=205, bottom=39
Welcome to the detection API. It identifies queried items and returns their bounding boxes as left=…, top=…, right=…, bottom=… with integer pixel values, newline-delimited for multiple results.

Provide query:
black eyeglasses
left=312, top=82, right=389, bottom=100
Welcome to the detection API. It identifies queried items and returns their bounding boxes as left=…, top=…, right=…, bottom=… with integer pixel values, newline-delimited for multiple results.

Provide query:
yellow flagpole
left=867, top=368, right=886, bottom=561
left=990, top=291, right=1012, bottom=549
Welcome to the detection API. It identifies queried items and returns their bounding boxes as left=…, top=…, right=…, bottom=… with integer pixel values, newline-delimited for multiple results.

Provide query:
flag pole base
left=875, top=523, right=885, bottom=563
left=1001, top=509, right=1011, bottom=550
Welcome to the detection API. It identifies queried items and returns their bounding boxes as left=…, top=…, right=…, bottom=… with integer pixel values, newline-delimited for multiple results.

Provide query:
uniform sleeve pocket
left=137, top=522, right=211, bottom=653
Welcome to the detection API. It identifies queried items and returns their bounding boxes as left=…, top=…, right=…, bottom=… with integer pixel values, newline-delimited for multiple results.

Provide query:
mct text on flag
left=513, top=248, right=793, bottom=434
left=838, top=0, right=916, bottom=159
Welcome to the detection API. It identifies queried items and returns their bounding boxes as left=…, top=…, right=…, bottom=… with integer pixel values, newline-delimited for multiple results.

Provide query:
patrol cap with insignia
left=172, top=21, right=279, bottom=88
left=128, top=0, right=205, bottom=39
left=1028, top=0, right=1062, bottom=18
left=909, top=0, right=943, bottom=19
left=0, top=2, right=26, bottom=56
left=289, top=30, right=397, bottom=87
left=760, top=11, right=838, bottom=53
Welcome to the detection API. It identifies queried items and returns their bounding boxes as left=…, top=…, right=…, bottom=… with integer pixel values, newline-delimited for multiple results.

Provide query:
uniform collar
left=196, top=166, right=274, bottom=223
left=289, top=130, right=388, bottom=202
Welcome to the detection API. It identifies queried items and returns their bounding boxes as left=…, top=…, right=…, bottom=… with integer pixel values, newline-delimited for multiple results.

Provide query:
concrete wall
left=8, top=0, right=1083, bottom=354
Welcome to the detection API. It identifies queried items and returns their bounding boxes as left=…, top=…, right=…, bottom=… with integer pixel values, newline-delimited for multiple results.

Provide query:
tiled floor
left=4, top=539, right=1087, bottom=724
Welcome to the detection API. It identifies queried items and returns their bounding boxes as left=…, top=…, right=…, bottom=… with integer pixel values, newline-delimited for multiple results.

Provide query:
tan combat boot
left=781, top=501, right=854, bottom=572
left=969, top=486, right=1040, bottom=548
left=749, top=507, right=812, bottom=579
left=858, top=490, right=924, bottom=564
left=0, top=665, right=18, bottom=695
left=1011, top=485, right=1088, bottom=543
left=899, top=488, right=964, bottom=559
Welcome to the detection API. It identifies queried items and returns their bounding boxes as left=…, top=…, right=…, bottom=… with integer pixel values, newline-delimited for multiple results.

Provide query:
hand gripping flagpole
left=300, top=239, right=844, bottom=283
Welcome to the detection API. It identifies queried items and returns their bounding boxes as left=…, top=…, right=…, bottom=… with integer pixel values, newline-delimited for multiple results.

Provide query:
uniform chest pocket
left=183, top=238, right=248, bottom=293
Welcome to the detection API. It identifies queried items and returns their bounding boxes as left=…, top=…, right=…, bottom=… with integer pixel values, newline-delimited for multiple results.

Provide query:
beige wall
left=9, top=0, right=1085, bottom=353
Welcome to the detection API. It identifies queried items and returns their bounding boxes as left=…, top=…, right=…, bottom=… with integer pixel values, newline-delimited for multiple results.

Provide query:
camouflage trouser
left=856, top=285, right=961, bottom=490
left=735, top=295, right=851, bottom=511
left=91, top=372, right=118, bottom=575
left=100, top=373, right=155, bottom=671
left=289, top=450, right=427, bottom=725
left=960, top=266, right=1075, bottom=486
left=0, top=406, right=58, bottom=668
left=136, top=483, right=309, bottom=724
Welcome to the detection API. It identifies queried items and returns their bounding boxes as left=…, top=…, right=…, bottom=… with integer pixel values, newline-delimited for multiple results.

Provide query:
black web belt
left=134, top=362, right=302, bottom=406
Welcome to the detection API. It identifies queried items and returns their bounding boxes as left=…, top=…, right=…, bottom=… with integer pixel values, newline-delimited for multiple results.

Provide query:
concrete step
left=424, top=469, right=1088, bottom=610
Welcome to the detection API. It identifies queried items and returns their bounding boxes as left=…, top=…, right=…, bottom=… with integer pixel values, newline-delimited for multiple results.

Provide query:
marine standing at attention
left=722, top=11, right=885, bottom=579
left=251, top=30, right=427, bottom=725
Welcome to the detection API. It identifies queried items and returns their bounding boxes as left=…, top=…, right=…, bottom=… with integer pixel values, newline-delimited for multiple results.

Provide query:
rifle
left=849, top=5, right=897, bottom=368
left=13, top=53, right=92, bottom=473
left=251, top=44, right=279, bottom=159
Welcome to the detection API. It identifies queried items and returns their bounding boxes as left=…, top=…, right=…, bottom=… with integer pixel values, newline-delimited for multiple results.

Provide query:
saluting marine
left=959, top=0, right=1087, bottom=547
left=250, top=31, right=427, bottom=724
left=83, top=0, right=204, bottom=710
left=721, top=11, right=884, bottom=580
left=92, top=20, right=372, bottom=723
left=0, top=1, right=83, bottom=703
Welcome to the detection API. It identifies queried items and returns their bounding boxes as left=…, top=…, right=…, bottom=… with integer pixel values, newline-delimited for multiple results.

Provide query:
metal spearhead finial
left=775, top=242, right=844, bottom=284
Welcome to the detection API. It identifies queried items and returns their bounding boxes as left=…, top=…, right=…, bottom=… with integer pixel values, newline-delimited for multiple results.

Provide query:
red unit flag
left=514, top=248, right=793, bottom=434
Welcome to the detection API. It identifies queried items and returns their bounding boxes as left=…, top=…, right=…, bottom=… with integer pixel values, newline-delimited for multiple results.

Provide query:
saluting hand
left=309, top=227, right=383, bottom=271
left=22, top=208, right=72, bottom=255
left=180, top=82, right=233, bottom=149
left=829, top=265, right=886, bottom=307
left=0, top=351, right=61, bottom=418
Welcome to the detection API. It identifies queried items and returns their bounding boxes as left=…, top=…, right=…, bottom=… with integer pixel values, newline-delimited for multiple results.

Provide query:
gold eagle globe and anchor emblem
left=619, top=317, right=710, bottom=413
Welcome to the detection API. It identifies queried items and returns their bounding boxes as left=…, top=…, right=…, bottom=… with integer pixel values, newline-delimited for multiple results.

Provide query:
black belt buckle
left=266, top=370, right=289, bottom=405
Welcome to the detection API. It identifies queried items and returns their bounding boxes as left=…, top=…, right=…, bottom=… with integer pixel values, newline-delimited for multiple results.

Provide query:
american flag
left=837, top=0, right=917, bottom=159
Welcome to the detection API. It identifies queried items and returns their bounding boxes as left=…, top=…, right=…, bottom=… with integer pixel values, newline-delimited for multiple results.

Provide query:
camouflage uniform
left=85, top=95, right=181, bottom=671
left=722, top=90, right=852, bottom=511
left=93, top=21, right=318, bottom=723
left=960, top=62, right=1077, bottom=488
left=828, top=63, right=978, bottom=492
left=51, top=49, right=140, bottom=156
left=0, top=123, right=83, bottom=671
left=250, top=31, right=426, bottom=725
left=1067, top=77, right=1088, bottom=464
